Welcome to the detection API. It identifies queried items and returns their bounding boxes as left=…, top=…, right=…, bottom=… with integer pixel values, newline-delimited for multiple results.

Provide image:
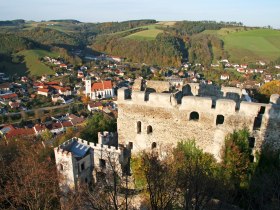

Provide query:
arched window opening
left=129, top=142, right=133, bottom=149
left=152, top=142, right=157, bottom=149
left=137, top=121, right=141, bottom=134
left=216, top=115, right=224, bottom=125
left=189, top=112, right=199, bottom=121
left=248, top=137, right=255, bottom=148
left=147, top=125, right=153, bottom=134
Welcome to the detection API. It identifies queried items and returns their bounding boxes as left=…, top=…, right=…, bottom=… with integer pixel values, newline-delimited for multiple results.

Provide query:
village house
left=37, top=88, right=51, bottom=97
left=240, top=64, right=248, bottom=69
left=46, top=122, right=64, bottom=135
left=88, top=101, right=103, bottom=112
left=21, top=76, right=29, bottom=83
left=67, top=114, right=85, bottom=126
left=60, top=64, right=68, bottom=69
left=246, top=69, right=255, bottom=74
left=52, top=95, right=74, bottom=104
left=110, top=56, right=123, bottom=63
left=51, top=86, right=72, bottom=96
left=77, top=71, right=84, bottom=78
left=237, top=68, right=246, bottom=73
left=220, top=74, right=230, bottom=80
left=0, top=83, right=12, bottom=94
left=33, top=124, right=48, bottom=135
left=255, top=69, right=264, bottom=74
left=257, top=61, right=266, bottom=66
left=9, top=101, right=20, bottom=109
left=264, top=74, right=272, bottom=83
left=0, top=93, right=18, bottom=102
left=4, top=127, right=35, bottom=139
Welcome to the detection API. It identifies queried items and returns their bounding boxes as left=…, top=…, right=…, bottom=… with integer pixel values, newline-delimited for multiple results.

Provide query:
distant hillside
left=0, top=34, right=33, bottom=54
left=217, top=29, right=280, bottom=63
left=92, top=29, right=185, bottom=67
left=18, top=27, right=81, bottom=48
left=1, top=19, right=280, bottom=68
left=0, top=19, right=25, bottom=26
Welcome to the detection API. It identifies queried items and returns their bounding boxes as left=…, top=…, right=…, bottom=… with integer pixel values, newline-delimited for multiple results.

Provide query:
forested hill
left=1, top=19, right=280, bottom=68
left=0, top=34, right=33, bottom=54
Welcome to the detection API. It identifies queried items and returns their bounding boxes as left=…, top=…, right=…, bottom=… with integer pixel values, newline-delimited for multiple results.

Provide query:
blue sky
left=1, top=0, right=280, bottom=28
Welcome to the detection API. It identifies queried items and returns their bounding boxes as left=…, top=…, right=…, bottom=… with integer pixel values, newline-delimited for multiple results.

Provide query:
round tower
left=85, top=75, right=92, bottom=98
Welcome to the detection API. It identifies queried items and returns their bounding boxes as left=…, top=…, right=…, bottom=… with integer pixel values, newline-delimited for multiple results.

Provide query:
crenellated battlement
left=55, top=131, right=131, bottom=158
left=117, top=86, right=280, bottom=159
left=118, top=87, right=280, bottom=118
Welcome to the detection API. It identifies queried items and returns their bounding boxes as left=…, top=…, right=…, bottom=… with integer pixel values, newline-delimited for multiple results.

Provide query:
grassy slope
left=17, top=49, right=58, bottom=76
left=125, top=24, right=165, bottom=40
left=204, top=28, right=280, bottom=63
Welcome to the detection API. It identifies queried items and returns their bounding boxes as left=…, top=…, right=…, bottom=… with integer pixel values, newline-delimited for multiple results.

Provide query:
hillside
left=0, top=34, right=33, bottom=54
left=0, top=49, right=58, bottom=76
left=125, top=24, right=164, bottom=41
left=203, top=28, right=280, bottom=63
left=1, top=20, right=280, bottom=69
left=17, top=49, right=58, bottom=76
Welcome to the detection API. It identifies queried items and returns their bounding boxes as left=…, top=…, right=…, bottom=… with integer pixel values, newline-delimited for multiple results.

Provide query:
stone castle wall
left=117, top=87, right=280, bottom=160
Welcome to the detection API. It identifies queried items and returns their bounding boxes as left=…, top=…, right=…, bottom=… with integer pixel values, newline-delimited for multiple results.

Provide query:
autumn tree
left=174, top=140, right=224, bottom=210
left=139, top=150, right=179, bottom=210
left=80, top=112, right=117, bottom=143
left=258, top=80, right=280, bottom=102
left=221, top=129, right=253, bottom=195
left=0, top=140, right=60, bottom=210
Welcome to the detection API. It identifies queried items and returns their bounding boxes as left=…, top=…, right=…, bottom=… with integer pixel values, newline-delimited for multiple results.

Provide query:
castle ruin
left=117, top=79, right=280, bottom=160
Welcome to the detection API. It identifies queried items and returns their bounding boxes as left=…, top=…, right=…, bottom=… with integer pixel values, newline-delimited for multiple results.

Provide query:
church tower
left=85, top=75, right=92, bottom=99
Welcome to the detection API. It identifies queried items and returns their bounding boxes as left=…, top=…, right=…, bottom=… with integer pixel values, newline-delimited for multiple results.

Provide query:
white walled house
left=85, top=76, right=114, bottom=100
left=220, top=74, right=230, bottom=80
left=37, top=88, right=51, bottom=97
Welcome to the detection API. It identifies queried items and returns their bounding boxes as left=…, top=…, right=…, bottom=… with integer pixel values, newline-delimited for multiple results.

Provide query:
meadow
left=205, top=28, right=280, bottom=62
left=125, top=24, right=165, bottom=41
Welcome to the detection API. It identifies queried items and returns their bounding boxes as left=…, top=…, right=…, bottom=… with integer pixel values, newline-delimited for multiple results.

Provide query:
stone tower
left=85, top=75, right=91, bottom=98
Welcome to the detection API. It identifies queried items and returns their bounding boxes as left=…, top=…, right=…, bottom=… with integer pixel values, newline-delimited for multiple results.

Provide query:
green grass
left=17, top=49, right=59, bottom=76
left=125, top=24, right=165, bottom=40
left=205, top=28, right=280, bottom=63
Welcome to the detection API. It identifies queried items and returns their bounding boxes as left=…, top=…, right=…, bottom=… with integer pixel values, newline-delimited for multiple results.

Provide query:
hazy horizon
left=1, top=0, right=280, bottom=28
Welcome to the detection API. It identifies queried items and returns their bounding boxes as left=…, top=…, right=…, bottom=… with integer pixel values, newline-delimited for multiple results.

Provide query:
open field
left=17, top=49, right=59, bottom=76
left=125, top=24, right=165, bottom=40
left=204, top=28, right=280, bottom=62
left=156, top=21, right=177, bottom=26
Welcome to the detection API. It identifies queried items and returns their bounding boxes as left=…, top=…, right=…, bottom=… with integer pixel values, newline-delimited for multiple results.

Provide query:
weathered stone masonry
left=117, top=87, right=280, bottom=160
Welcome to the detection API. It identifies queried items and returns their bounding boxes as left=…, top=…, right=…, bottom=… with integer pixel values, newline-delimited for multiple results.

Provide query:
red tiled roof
left=0, top=93, right=18, bottom=99
left=89, top=102, right=103, bottom=108
left=51, top=86, right=71, bottom=92
left=47, top=123, right=63, bottom=130
left=91, top=81, right=112, bottom=91
left=0, top=83, right=11, bottom=89
left=38, top=88, right=50, bottom=93
left=34, top=124, right=47, bottom=132
left=45, top=82, right=59, bottom=85
left=6, top=128, right=35, bottom=138
left=62, top=121, right=73, bottom=127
